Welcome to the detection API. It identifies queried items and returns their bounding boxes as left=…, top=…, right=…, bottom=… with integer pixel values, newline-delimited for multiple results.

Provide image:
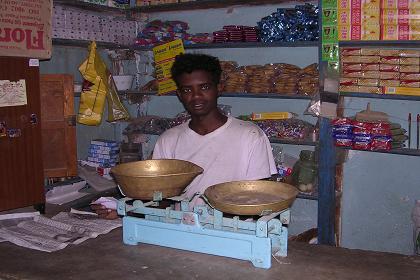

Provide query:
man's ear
left=217, top=83, right=224, bottom=96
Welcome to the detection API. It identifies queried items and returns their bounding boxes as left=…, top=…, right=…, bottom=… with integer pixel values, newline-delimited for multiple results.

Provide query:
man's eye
left=201, top=84, right=210, bottom=90
left=181, top=88, right=191, bottom=94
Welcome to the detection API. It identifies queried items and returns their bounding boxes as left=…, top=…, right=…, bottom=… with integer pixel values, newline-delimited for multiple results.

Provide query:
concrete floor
left=0, top=228, right=419, bottom=280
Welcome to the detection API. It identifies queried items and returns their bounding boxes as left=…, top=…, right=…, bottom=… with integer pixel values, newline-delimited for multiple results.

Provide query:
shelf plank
left=339, top=147, right=420, bottom=157
left=297, top=193, right=318, bottom=200
left=53, top=0, right=126, bottom=12
left=339, top=40, right=420, bottom=48
left=53, top=39, right=131, bottom=49
left=340, top=92, right=420, bottom=101
left=53, top=39, right=318, bottom=50
left=123, top=91, right=314, bottom=99
left=134, top=41, right=319, bottom=51
left=269, top=138, right=318, bottom=146
left=75, top=90, right=315, bottom=99
left=130, top=0, right=308, bottom=12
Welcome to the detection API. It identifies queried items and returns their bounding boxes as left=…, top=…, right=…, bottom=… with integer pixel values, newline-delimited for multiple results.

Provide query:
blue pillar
left=318, top=117, right=336, bottom=245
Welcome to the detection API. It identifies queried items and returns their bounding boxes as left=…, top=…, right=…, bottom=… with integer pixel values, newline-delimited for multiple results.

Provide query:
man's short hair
left=171, top=53, right=222, bottom=87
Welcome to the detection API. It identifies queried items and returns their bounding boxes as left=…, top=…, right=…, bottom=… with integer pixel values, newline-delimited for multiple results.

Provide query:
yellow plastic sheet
left=78, top=41, right=130, bottom=125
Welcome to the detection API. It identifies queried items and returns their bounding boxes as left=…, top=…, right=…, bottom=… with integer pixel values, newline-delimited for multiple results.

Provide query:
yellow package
left=338, top=24, right=380, bottom=40
left=381, top=0, right=420, bottom=9
left=251, top=112, right=295, bottom=120
left=78, top=41, right=130, bottom=126
left=338, top=9, right=380, bottom=25
left=381, top=24, right=420, bottom=40
left=338, top=0, right=380, bottom=10
left=381, top=9, right=420, bottom=25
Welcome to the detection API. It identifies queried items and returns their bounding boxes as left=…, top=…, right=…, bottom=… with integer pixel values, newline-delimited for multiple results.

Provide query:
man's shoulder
left=159, top=122, right=188, bottom=140
left=229, top=117, right=264, bottom=135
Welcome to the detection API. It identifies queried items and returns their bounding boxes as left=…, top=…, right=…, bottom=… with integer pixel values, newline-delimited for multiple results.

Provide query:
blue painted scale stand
left=117, top=196, right=290, bottom=269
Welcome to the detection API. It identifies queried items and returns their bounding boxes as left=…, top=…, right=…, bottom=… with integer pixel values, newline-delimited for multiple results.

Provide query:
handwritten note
left=0, top=79, right=27, bottom=107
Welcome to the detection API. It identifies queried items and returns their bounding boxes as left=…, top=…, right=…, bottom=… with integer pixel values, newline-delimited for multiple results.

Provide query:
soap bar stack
left=86, top=139, right=119, bottom=167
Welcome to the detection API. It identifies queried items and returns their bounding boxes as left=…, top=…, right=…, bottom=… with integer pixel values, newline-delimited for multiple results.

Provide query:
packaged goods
left=338, top=0, right=381, bottom=10
left=341, top=48, right=362, bottom=56
left=379, top=79, right=400, bottom=86
left=380, top=71, right=400, bottom=79
left=251, top=112, right=295, bottom=121
left=339, top=85, right=360, bottom=91
left=381, top=24, right=420, bottom=40
left=380, top=64, right=400, bottom=72
left=343, top=63, right=363, bottom=70
left=383, top=86, right=420, bottom=96
left=338, top=9, right=381, bottom=25
left=400, top=57, right=420, bottom=65
left=381, top=0, right=420, bottom=9
left=380, top=56, right=400, bottom=64
left=363, top=71, right=381, bottom=78
left=338, top=24, right=381, bottom=40
left=358, top=78, right=379, bottom=86
left=400, top=73, right=420, bottom=80
left=400, top=49, right=420, bottom=57
left=400, top=65, right=420, bottom=73
left=381, top=8, right=420, bottom=25
left=400, top=81, right=420, bottom=87
left=360, top=48, right=381, bottom=55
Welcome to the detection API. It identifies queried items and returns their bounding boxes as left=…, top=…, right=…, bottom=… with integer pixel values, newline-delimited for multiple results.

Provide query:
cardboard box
left=338, top=24, right=380, bottom=40
left=383, top=86, right=420, bottom=95
left=381, top=0, right=420, bottom=9
left=338, top=9, right=380, bottom=25
left=381, top=24, right=420, bottom=40
left=381, top=9, right=420, bottom=25
left=338, top=0, right=381, bottom=10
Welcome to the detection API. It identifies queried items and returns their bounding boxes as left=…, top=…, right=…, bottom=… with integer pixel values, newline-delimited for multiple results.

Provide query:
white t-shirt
left=152, top=116, right=277, bottom=206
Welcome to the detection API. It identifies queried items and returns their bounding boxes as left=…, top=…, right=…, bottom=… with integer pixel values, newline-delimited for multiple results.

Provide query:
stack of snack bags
left=340, top=47, right=420, bottom=94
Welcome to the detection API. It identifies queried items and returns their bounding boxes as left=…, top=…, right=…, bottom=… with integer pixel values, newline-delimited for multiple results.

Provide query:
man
left=93, top=53, right=276, bottom=218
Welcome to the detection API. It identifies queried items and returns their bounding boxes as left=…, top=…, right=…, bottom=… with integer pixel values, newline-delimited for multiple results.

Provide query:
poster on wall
left=0, top=79, right=27, bottom=107
left=153, top=39, right=185, bottom=95
left=0, top=0, right=52, bottom=59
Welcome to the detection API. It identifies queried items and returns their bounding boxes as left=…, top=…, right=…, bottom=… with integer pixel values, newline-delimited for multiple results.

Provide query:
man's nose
left=190, top=87, right=203, bottom=98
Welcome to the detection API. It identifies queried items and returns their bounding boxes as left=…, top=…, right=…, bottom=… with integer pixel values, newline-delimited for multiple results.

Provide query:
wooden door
left=0, top=57, right=44, bottom=211
left=40, top=74, right=77, bottom=178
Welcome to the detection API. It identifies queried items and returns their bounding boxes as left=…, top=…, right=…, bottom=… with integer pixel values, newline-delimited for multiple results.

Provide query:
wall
left=341, top=98, right=420, bottom=255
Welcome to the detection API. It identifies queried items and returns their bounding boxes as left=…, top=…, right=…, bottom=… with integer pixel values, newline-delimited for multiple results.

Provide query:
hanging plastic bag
left=78, top=41, right=130, bottom=125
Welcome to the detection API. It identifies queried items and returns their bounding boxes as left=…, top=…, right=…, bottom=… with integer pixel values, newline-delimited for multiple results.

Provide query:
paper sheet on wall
left=0, top=79, right=27, bottom=107
left=153, top=39, right=184, bottom=95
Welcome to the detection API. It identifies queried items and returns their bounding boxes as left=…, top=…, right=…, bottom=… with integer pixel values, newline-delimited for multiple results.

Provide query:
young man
left=93, top=53, right=276, bottom=218
left=153, top=53, right=277, bottom=206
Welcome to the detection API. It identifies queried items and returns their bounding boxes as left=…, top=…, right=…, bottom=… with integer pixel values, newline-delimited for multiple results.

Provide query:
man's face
left=176, top=70, right=221, bottom=117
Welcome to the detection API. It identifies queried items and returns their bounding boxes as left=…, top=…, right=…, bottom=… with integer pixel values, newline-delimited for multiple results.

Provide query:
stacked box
left=52, top=5, right=142, bottom=45
left=86, top=139, right=119, bottom=167
left=339, top=47, right=420, bottom=93
left=337, top=0, right=420, bottom=40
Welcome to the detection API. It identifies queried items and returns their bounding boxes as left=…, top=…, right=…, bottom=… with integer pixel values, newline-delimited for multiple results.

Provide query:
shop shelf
left=53, top=0, right=126, bottom=12
left=339, top=147, right=420, bottom=157
left=54, top=39, right=318, bottom=51
left=269, top=138, right=318, bottom=146
left=53, top=39, right=131, bottom=49
left=297, top=193, right=318, bottom=200
left=121, top=91, right=314, bottom=99
left=134, top=41, right=319, bottom=51
left=130, top=0, right=306, bottom=12
left=339, top=40, right=420, bottom=48
left=339, top=92, right=420, bottom=102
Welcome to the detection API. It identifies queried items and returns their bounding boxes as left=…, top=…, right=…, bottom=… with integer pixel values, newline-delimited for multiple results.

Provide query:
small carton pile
left=86, top=139, right=119, bottom=167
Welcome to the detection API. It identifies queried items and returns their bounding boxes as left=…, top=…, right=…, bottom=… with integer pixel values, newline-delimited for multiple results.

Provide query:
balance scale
left=117, top=194, right=290, bottom=269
